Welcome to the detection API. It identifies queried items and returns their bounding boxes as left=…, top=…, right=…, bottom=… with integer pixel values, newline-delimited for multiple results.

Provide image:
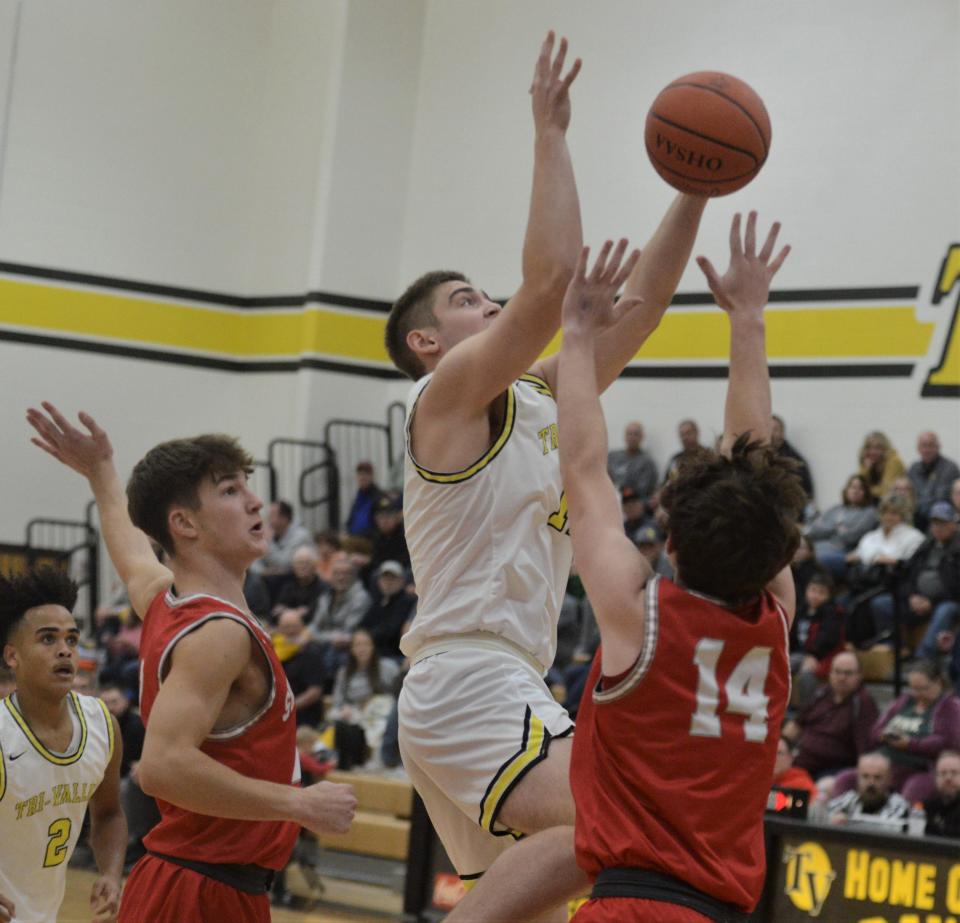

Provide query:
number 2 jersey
left=400, top=373, right=572, bottom=672
left=570, top=575, right=790, bottom=912
left=0, top=691, right=114, bottom=923
left=138, top=589, right=300, bottom=869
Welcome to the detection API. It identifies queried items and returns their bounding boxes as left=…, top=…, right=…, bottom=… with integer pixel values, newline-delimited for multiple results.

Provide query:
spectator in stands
left=791, top=535, right=820, bottom=609
left=830, top=659, right=960, bottom=803
left=772, top=735, right=818, bottom=799
left=360, top=561, right=416, bottom=661
left=891, top=476, right=918, bottom=521
left=952, top=477, right=960, bottom=518
left=858, top=431, right=906, bottom=504
left=771, top=414, right=815, bottom=504
left=663, top=418, right=704, bottom=481
left=562, top=596, right=600, bottom=720
left=607, top=421, right=658, bottom=502
left=365, top=494, right=410, bottom=581
left=272, top=545, right=325, bottom=623
left=272, top=609, right=326, bottom=728
left=909, top=431, right=960, bottom=532
left=98, top=610, right=141, bottom=698
left=313, top=529, right=342, bottom=583
left=345, top=461, right=382, bottom=537
left=621, top=486, right=656, bottom=544
left=329, top=628, right=401, bottom=767
left=827, top=752, right=910, bottom=826
left=870, top=501, right=960, bottom=660
left=790, top=571, right=845, bottom=708
left=806, top=474, right=878, bottom=579
left=848, top=494, right=924, bottom=571
left=253, top=500, right=313, bottom=597
left=785, top=651, right=878, bottom=780
left=243, top=569, right=271, bottom=620
left=306, top=553, right=372, bottom=681
left=925, top=749, right=960, bottom=838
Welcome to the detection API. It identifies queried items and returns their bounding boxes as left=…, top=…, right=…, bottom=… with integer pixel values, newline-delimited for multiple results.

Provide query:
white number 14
left=689, top=638, right=772, bottom=743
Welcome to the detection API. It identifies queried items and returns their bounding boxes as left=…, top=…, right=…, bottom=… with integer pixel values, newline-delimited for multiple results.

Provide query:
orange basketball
left=645, top=71, right=771, bottom=197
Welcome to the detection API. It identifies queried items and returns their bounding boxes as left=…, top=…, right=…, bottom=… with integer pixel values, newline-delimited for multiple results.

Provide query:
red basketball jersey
left=570, top=575, right=790, bottom=912
left=138, top=589, right=300, bottom=869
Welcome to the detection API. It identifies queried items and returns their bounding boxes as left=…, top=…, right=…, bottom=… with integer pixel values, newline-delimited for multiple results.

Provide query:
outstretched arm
left=540, top=192, right=707, bottom=393
left=428, top=32, right=582, bottom=414
left=557, top=242, right=653, bottom=677
left=26, top=403, right=172, bottom=617
left=697, top=211, right=795, bottom=616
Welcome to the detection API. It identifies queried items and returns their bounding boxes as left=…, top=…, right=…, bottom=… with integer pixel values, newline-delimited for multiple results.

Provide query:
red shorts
left=573, top=897, right=713, bottom=922
left=118, top=855, right=270, bottom=923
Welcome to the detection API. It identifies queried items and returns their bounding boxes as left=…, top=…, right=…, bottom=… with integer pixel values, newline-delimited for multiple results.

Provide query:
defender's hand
left=26, top=402, right=114, bottom=478
left=696, top=211, right=790, bottom=316
left=561, top=239, right=642, bottom=337
left=530, top=31, right=581, bottom=136
left=296, top=780, right=358, bottom=835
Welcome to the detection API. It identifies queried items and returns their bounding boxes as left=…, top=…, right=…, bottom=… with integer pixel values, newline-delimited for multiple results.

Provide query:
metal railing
left=25, top=516, right=99, bottom=627
left=267, top=438, right=339, bottom=537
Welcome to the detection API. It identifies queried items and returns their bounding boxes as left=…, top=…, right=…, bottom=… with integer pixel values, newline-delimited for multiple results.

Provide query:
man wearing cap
left=621, top=487, right=654, bottom=544
left=367, top=494, right=411, bottom=579
left=360, top=562, right=416, bottom=661
left=607, top=421, right=658, bottom=502
left=633, top=525, right=674, bottom=579
left=895, top=501, right=960, bottom=662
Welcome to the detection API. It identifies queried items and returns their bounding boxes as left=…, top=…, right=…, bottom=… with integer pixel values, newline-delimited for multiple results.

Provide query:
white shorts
left=398, top=641, right=574, bottom=878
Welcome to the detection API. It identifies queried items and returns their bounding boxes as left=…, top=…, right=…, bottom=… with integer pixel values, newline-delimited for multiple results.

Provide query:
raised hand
left=561, top=239, right=642, bottom=337
left=0, top=891, right=14, bottom=923
left=530, top=31, right=581, bottom=135
left=696, top=211, right=790, bottom=316
left=26, top=402, right=114, bottom=478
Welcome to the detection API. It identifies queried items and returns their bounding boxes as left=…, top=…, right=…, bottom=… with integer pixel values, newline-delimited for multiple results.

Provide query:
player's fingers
left=768, top=243, right=792, bottom=277
left=26, top=409, right=61, bottom=442
left=30, top=437, right=65, bottom=463
left=40, top=400, right=77, bottom=435
left=538, top=31, right=555, bottom=74
left=758, top=220, right=781, bottom=263
left=551, top=36, right=568, bottom=80
left=78, top=410, right=106, bottom=440
left=603, top=238, right=630, bottom=281
left=696, top=255, right=722, bottom=294
left=589, top=240, right=614, bottom=282
left=611, top=247, right=642, bottom=289
left=729, top=213, right=743, bottom=258
left=572, top=245, right=590, bottom=283
left=744, top=210, right=757, bottom=258
left=560, top=57, right=582, bottom=94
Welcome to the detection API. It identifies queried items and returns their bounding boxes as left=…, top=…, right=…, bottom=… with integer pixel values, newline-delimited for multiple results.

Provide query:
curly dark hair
left=0, top=566, right=78, bottom=648
left=659, top=434, right=806, bottom=604
left=385, top=270, right=467, bottom=380
left=126, top=434, right=254, bottom=556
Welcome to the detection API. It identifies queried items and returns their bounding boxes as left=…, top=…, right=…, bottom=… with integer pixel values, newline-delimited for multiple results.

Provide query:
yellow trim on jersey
left=518, top=373, right=554, bottom=399
left=4, top=692, right=88, bottom=766
left=96, top=697, right=116, bottom=762
left=411, top=385, right=517, bottom=484
left=479, top=709, right=547, bottom=833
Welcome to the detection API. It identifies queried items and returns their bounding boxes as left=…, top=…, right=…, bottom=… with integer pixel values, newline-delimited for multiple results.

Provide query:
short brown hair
left=127, top=435, right=254, bottom=556
left=385, top=270, right=466, bottom=380
left=659, top=435, right=806, bottom=604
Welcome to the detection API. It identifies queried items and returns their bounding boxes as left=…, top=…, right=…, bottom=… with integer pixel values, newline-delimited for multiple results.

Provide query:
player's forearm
left=592, top=194, right=706, bottom=390
left=87, top=461, right=158, bottom=584
left=722, top=313, right=771, bottom=450
left=558, top=333, right=609, bottom=481
left=89, top=808, right=126, bottom=882
left=522, top=131, right=582, bottom=296
left=139, top=744, right=300, bottom=823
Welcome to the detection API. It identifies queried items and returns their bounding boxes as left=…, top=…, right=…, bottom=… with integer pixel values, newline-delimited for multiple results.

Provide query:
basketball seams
left=648, top=112, right=760, bottom=165
left=663, top=80, right=769, bottom=159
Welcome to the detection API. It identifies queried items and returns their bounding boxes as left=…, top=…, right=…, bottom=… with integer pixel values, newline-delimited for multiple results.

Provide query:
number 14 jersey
left=570, top=575, right=790, bottom=913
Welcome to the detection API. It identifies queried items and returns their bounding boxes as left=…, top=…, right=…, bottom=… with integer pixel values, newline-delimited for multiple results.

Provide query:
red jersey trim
left=155, top=611, right=277, bottom=742
left=593, top=576, right=661, bottom=705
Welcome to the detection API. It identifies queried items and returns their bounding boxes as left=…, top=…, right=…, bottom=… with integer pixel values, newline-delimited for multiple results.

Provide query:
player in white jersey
left=1, top=567, right=125, bottom=923
left=384, top=32, right=709, bottom=920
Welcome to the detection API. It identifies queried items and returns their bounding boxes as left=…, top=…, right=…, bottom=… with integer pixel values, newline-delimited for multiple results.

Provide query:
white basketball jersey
left=400, top=372, right=572, bottom=671
left=0, top=692, right=114, bottom=923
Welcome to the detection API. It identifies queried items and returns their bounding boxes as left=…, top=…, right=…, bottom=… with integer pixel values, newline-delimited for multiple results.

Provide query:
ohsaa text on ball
left=654, top=134, right=723, bottom=172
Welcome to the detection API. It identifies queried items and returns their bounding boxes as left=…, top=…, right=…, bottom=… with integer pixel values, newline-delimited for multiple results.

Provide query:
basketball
left=645, top=71, right=771, bottom=197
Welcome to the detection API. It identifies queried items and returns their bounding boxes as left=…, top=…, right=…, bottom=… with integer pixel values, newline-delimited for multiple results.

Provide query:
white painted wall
left=0, top=0, right=957, bottom=554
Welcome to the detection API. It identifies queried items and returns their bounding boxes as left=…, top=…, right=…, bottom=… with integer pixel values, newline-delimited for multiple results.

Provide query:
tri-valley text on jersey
left=14, top=780, right=98, bottom=820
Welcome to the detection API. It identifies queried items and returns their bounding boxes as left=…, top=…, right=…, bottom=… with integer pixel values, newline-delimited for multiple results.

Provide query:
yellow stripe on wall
left=0, top=276, right=936, bottom=365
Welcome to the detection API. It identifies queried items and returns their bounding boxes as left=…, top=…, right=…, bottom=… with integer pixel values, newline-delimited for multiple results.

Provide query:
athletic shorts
left=118, top=854, right=270, bottom=923
left=398, top=642, right=574, bottom=878
left=573, top=898, right=713, bottom=922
